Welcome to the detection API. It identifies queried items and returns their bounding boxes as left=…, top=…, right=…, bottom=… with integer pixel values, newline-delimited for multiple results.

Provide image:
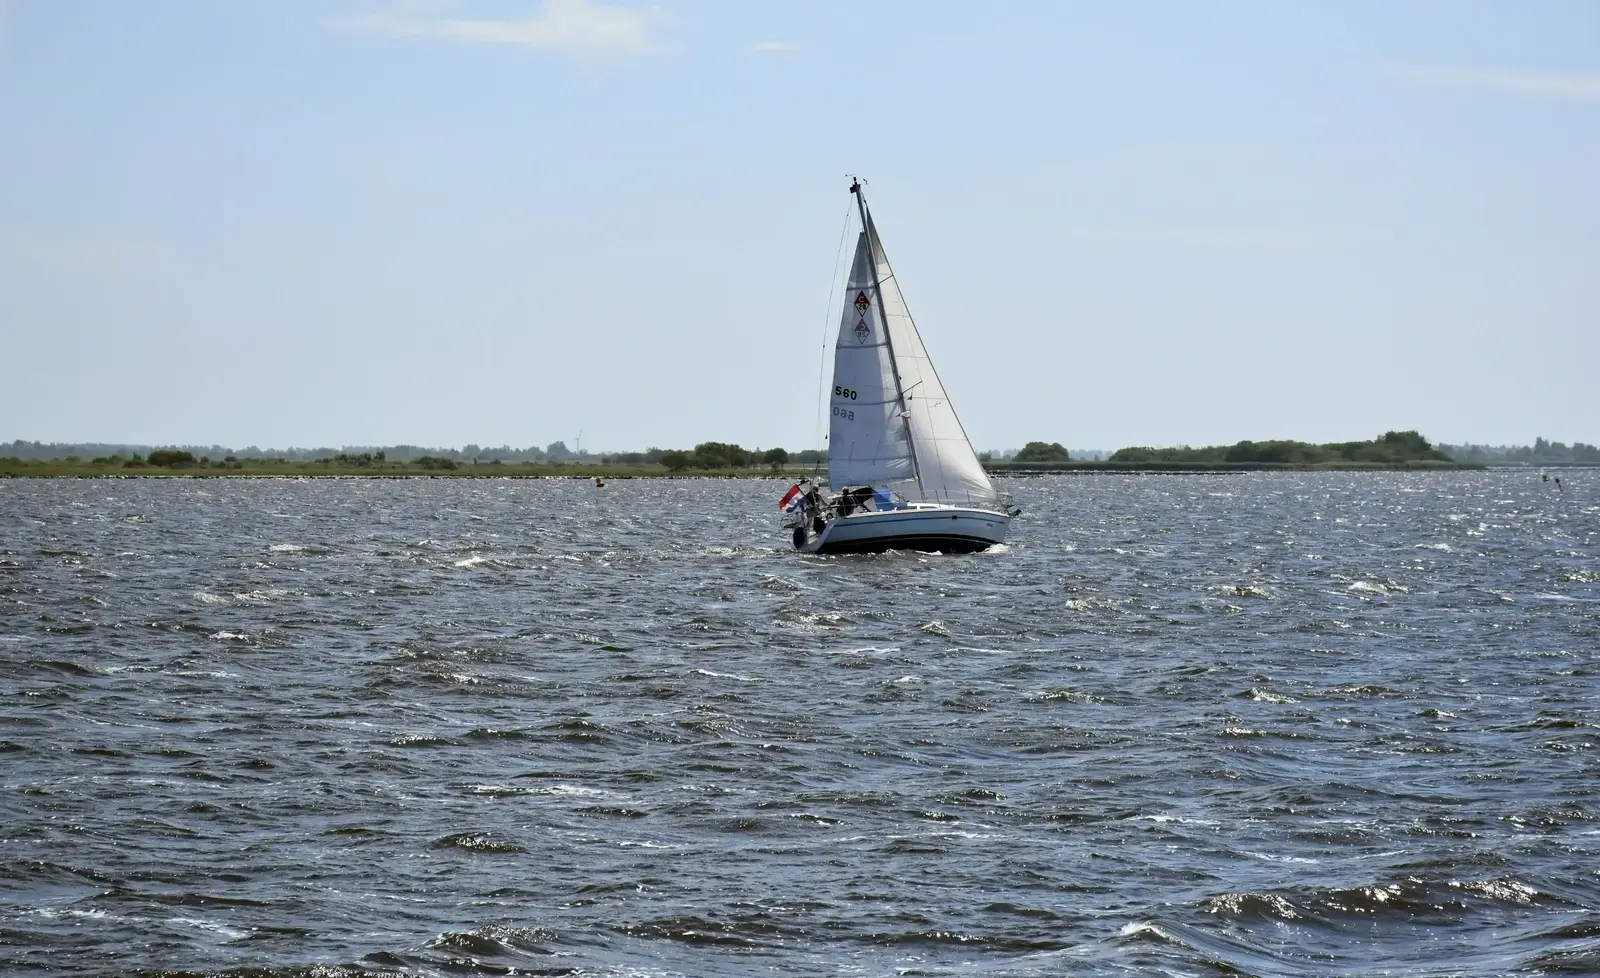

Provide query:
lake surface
left=2, top=472, right=1597, bottom=978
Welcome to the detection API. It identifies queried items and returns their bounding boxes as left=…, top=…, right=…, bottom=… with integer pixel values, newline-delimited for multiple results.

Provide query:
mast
left=850, top=178, right=922, bottom=490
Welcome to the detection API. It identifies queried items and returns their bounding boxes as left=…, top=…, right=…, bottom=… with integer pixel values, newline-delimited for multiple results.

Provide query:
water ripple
left=0, top=472, right=1596, bottom=977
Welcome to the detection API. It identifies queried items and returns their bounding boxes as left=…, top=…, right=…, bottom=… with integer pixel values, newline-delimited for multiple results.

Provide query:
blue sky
left=1, top=0, right=1595, bottom=452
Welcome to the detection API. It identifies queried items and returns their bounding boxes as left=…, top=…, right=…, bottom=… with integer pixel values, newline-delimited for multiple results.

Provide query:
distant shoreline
left=0, top=460, right=1536, bottom=480
left=9, top=432, right=1592, bottom=474
left=984, top=459, right=1487, bottom=473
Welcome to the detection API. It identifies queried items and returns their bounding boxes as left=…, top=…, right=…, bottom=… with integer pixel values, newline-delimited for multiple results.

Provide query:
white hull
left=796, top=505, right=1009, bottom=554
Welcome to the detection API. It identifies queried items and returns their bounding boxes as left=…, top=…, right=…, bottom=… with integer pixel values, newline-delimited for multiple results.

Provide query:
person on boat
left=784, top=481, right=827, bottom=546
left=836, top=486, right=875, bottom=516
left=802, top=483, right=826, bottom=534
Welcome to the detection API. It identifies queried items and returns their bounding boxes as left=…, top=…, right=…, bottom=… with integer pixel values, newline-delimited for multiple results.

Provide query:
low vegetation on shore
left=987, top=431, right=1477, bottom=471
left=1, top=431, right=1500, bottom=477
left=1438, top=437, right=1600, bottom=466
left=0, top=443, right=824, bottom=479
left=1110, top=430, right=1456, bottom=465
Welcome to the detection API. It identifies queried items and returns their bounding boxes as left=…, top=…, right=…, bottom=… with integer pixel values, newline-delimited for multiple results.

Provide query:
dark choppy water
left=2, top=472, right=1598, bottom=978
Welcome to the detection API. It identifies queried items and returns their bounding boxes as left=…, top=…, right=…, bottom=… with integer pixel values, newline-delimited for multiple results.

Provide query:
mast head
left=849, top=177, right=861, bottom=195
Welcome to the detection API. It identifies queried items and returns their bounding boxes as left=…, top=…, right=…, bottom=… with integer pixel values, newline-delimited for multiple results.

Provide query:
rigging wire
left=811, top=198, right=857, bottom=480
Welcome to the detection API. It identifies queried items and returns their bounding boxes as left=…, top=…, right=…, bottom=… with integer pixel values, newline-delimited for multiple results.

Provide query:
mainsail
left=827, top=232, right=916, bottom=488
left=827, top=190, right=996, bottom=505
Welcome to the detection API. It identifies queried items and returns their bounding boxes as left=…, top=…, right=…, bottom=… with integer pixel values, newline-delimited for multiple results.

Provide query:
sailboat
left=783, top=179, right=1016, bottom=554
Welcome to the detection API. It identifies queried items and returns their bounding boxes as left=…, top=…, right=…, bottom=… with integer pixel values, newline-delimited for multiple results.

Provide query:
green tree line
left=0, top=440, right=828, bottom=467
left=1437, top=437, right=1600, bottom=464
left=655, top=443, right=827, bottom=472
left=1108, top=430, right=1454, bottom=465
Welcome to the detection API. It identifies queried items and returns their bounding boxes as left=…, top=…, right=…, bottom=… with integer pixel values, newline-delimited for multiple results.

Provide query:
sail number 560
left=832, top=406, right=855, bottom=421
left=833, top=386, right=858, bottom=400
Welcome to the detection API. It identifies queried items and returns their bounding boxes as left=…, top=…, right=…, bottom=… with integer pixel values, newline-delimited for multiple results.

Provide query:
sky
left=1, top=0, right=1596, bottom=453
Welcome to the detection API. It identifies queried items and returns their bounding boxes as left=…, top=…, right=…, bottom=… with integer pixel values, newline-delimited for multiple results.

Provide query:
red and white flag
left=779, top=482, right=807, bottom=511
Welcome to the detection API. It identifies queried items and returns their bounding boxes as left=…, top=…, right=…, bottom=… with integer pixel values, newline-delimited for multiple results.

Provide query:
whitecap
left=1246, top=850, right=1320, bottom=864
left=1245, top=687, right=1299, bottom=704
left=1133, top=814, right=1220, bottom=826
left=545, top=784, right=607, bottom=797
left=231, top=588, right=288, bottom=605
left=615, top=839, right=678, bottom=848
left=1116, top=921, right=1188, bottom=946
left=169, top=916, right=250, bottom=941
left=1226, top=584, right=1272, bottom=599
left=692, top=668, right=756, bottom=682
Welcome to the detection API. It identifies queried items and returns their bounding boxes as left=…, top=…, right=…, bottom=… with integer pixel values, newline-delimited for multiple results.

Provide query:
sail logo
left=854, top=316, right=871, bottom=345
left=854, top=291, right=870, bottom=313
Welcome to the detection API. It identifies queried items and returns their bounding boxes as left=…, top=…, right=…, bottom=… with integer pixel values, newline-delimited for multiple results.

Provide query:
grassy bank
left=1, top=457, right=1488, bottom=478
left=0, top=457, right=822, bottom=479
left=985, top=459, right=1484, bottom=474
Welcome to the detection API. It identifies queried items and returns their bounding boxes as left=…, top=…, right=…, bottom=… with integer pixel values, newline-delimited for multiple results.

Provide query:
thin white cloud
left=1064, top=227, right=1368, bottom=250
left=351, top=0, right=662, bottom=55
left=1388, top=64, right=1600, bottom=103
left=751, top=41, right=797, bottom=53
